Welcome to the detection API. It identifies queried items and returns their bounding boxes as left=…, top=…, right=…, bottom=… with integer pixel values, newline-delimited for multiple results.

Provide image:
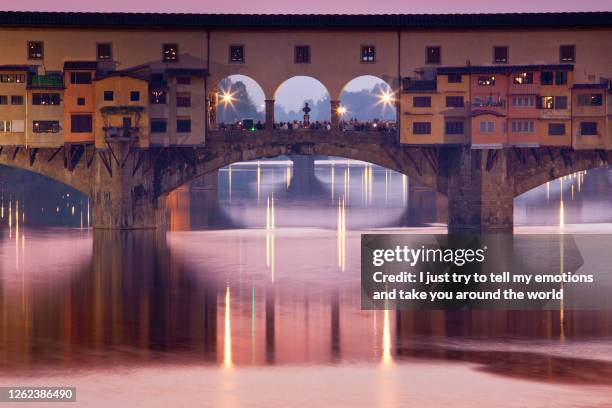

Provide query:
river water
left=0, top=159, right=612, bottom=407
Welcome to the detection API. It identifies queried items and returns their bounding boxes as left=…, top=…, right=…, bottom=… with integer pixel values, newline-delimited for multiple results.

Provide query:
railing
left=472, top=100, right=505, bottom=108
left=103, top=126, right=140, bottom=140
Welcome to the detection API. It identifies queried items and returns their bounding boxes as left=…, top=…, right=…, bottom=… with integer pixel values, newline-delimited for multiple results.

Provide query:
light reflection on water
left=0, top=160, right=612, bottom=406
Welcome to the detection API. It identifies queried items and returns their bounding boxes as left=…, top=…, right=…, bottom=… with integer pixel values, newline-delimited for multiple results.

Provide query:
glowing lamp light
left=379, top=90, right=394, bottom=106
left=219, top=90, right=235, bottom=106
left=337, top=106, right=347, bottom=115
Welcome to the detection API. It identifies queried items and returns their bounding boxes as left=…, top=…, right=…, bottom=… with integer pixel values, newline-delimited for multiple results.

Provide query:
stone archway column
left=330, top=100, right=340, bottom=130
left=265, top=99, right=275, bottom=130
left=92, top=139, right=166, bottom=229
left=445, top=147, right=514, bottom=234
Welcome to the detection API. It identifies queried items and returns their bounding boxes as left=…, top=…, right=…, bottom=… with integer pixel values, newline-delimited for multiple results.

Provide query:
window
left=447, top=74, right=462, bottom=83
left=70, top=72, right=92, bottom=84
left=511, top=121, right=535, bottom=133
left=130, top=91, right=140, bottom=102
left=0, top=96, right=7, bottom=105
left=0, top=120, right=10, bottom=132
left=560, top=45, right=575, bottom=62
left=361, top=45, right=376, bottom=63
left=294, top=46, right=310, bottom=63
left=445, top=121, right=464, bottom=135
left=478, top=75, right=495, bottom=86
left=479, top=121, right=495, bottom=133
left=513, top=72, right=534, bottom=85
left=103, top=91, right=114, bottom=101
left=580, top=122, right=597, bottom=135
left=97, top=43, right=112, bottom=60
left=413, top=122, right=431, bottom=135
left=33, top=120, right=60, bottom=133
left=541, top=71, right=554, bottom=85
left=77, top=97, right=86, bottom=106
left=32, top=93, right=60, bottom=105
left=176, top=92, right=191, bottom=107
left=578, top=94, right=603, bottom=106
left=555, top=71, right=568, bottom=85
left=413, top=96, right=431, bottom=107
left=27, top=41, right=43, bottom=59
left=554, top=96, right=568, bottom=110
left=163, top=44, right=179, bottom=62
left=512, top=96, right=535, bottom=107
left=177, top=117, right=191, bottom=133
left=71, top=114, right=92, bottom=133
left=11, top=95, right=23, bottom=105
left=425, top=46, right=440, bottom=64
left=493, top=46, right=508, bottom=63
left=176, top=76, right=191, bottom=85
left=0, top=74, right=26, bottom=83
left=229, top=45, right=244, bottom=63
left=548, top=123, right=566, bottom=136
left=445, top=96, right=464, bottom=107
left=150, top=90, right=167, bottom=104
left=151, top=119, right=167, bottom=133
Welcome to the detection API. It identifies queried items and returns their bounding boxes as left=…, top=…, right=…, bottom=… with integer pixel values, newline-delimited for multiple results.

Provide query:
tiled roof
left=63, top=61, right=98, bottom=70
left=165, top=68, right=209, bottom=77
left=0, top=12, right=609, bottom=29
left=0, top=65, right=36, bottom=72
left=437, top=64, right=574, bottom=75
left=94, top=71, right=149, bottom=81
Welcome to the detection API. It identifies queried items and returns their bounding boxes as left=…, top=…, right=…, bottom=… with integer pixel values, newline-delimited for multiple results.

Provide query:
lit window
left=33, top=120, right=60, bottom=133
left=163, top=44, right=179, bottom=62
left=478, top=76, right=495, bottom=86
left=229, top=45, right=244, bottom=63
left=28, top=41, right=43, bottom=59
left=513, top=72, right=534, bottom=85
left=97, top=43, right=112, bottom=60
left=560, top=45, right=575, bottom=62
left=493, top=46, right=508, bottom=63
left=150, top=90, right=167, bottom=104
left=425, top=46, right=440, bottom=64
left=361, top=45, right=376, bottom=63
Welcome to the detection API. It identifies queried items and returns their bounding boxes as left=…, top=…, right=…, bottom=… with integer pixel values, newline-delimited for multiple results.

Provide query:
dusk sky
left=3, top=0, right=611, bottom=13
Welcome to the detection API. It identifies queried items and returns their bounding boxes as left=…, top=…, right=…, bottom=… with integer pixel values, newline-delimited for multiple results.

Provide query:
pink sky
left=3, top=0, right=611, bottom=13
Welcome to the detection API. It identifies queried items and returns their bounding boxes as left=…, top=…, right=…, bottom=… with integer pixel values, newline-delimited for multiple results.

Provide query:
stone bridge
left=0, top=131, right=609, bottom=233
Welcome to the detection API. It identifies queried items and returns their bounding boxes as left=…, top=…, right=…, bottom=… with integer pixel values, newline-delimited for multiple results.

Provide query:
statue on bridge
left=302, top=102, right=311, bottom=129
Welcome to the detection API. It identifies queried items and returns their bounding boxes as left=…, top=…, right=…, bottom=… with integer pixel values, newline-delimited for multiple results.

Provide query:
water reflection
left=1, top=161, right=612, bottom=405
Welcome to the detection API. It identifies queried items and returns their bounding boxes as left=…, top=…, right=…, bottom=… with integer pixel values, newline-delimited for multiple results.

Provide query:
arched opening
left=0, top=165, right=91, bottom=228
left=515, top=166, right=612, bottom=227
left=274, top=76, right=330, bottom=130
left=338, top=75, right=396, bottom=131
left=212, top=75, right=266, bottom=130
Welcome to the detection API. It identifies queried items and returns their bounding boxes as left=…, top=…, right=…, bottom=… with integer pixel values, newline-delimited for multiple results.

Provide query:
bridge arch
left=338, top=75, right=397, bottom=122
left=0, top=146, right=92, bottom=196
left=211, top=74, right=266, bottom=127
left=158, top=132, right=444, bottom=197
left=273, top=76, right=331, bottom=123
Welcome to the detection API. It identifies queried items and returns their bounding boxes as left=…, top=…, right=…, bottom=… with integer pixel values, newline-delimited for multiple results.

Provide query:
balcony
left=472, top=99, right=505, bottom=108
left=28, top=73, right=64, bottom=89
left=103, top=126, right=140, bottom=141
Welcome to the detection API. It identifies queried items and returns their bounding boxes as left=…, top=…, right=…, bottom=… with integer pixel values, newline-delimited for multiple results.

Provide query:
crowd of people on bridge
left=216, top=118, right=396, bottom=132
